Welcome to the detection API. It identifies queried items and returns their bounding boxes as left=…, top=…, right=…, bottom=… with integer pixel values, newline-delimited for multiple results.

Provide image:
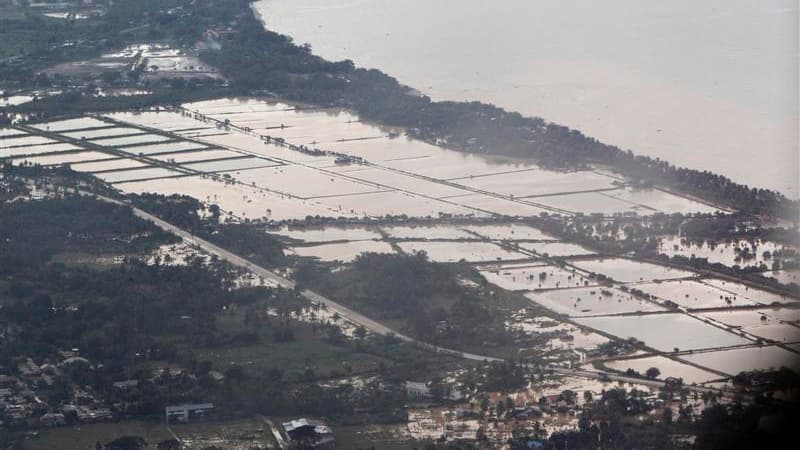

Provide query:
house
left=39, top=412, right=66, bottom=427
left=165, top=403, right=214, bottom=424
left=282, top=418, right=334, bottom=449
left=405, top=381, right=431, bottom=399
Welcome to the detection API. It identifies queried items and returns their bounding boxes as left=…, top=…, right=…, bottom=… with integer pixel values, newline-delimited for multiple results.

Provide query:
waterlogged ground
left=3, top=98, right=799, bottom=400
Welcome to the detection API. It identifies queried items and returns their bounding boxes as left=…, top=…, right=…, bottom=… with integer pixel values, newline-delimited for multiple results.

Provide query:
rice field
left=381, top=224, right=474, bottom=240
left=289, top=240, right=395, bottom=262
left=480, top=265, right=590, bottom=291
left=681, top=345, right=800, bottom=375
left=517, top=241, right=595, bottom=257
left=574, top=314, right=751, bottom=352
left=570, top=258, right=696, bottom=283
left=396, top=241, right=527, bottom=263
left=1, top=142, right=83, bottom=157
left=659, top=236, right=791, bottom=268
left=271, top=226, right=382, bottom=243
left=97, top=167, right=182, bottom=183
left=527, top=286, right=666, bottom=317
left=604, top=356, right=722, bottom=384
left=635, top=280, right=760, bottom=309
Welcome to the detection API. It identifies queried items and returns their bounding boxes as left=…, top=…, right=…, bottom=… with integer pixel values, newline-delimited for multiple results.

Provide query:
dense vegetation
left=294, top=252, right=527, bottom=355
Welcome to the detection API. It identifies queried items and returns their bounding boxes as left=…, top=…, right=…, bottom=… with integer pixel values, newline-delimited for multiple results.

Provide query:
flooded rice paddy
left=569, top=258, right=695, bottom=283
left=604, top=356, right=722, bottom=384
left=528, top=287, right=666, bottom=317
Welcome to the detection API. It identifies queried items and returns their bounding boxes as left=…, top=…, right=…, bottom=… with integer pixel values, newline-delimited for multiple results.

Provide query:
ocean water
left=255, top=0, right=799, bottom=196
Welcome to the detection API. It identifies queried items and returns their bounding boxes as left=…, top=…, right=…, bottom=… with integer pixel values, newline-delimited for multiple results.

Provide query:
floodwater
left=256, top=0, right=799, bottom=196
left=604, top=356, right=721, bottom=384
left=575, top=314, right=751, bottom=352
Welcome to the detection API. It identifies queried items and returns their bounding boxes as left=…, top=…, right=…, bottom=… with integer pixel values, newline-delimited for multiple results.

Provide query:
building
left=165, top=403, right=214, bottom=424
left=405, top=381, right=431, bottom=399
left=282, top=418, right=335, bottom=449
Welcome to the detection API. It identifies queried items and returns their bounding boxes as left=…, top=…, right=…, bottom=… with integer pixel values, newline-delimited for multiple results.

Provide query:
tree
left=104, top=436, right=146, bottom=450
left=645, top=367, right=661, bottom=379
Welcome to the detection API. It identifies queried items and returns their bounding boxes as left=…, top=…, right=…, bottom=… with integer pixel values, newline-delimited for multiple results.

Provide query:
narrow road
left=94, top=193, right=503, bottom=363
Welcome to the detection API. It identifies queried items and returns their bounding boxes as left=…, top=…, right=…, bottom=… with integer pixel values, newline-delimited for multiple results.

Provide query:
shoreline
left=246, top=1, right=797, bottom=216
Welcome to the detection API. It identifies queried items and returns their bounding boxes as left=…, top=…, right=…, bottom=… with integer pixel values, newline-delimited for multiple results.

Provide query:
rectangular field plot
left=604, top=356, right=722, bottom=384
left=271, top=226, right=382, bottom=243
left=30, top=117, right=110, bottom=132
left=658, top=237, right=789, bottom=268
left=0, top=135, right=58, bottom=149
left=381, top=225, right=474, bottom=240
left=766, top=269, right=800, bottom=285
left=198, top=132, right=335, bottom=166
left=151, top=149, right=246, bottom=164
left=383, top=152, right=538, bottom=181
left=11, top=151, right=113, bottom=166
left=397, top=241, right=527, bottom=263
left=183, top=157, right=280, bottom=173
left=0, top=128, right=26, bottom=138
left=454, top=169, right=617, bottom=198
left=447, top=194, right=552, bottom=217
left=97, top=167, right=183, bottom=183
left=741, top=323, right=800, bottom=343
left=461, top=224, right=553, bottom=241
left=1, top=142, right=83, bottom=157
left=574, top=314, right=751, bottom=352
left=702, top=279, right=797, bottom=305
left=681, top=345, right=800, bottom=375
left=105, top=111, right=208, bottom=131
left=90, top=134, right=174, bottom=147
left=527, top=286, right=666, bottom=317
left=604, top=189, right=721, bottom=214
left=59, top=127, right=147, bottom=140
left=118, top=141, right=210, bottom=156
left=635, top=280, right=759, bottom=309
left=336, top=167, right=473, bottom=198
left=316, top=190, right=481, bottom=218
left=325, top=136, right=438, bottom=162
left=570, top=258, right=695, bottom=283
left=232, top=165, right=380, bottom=198
left=534, top=191, right=644, bottom=215
left=480, top=265, right=590, bottom=291
left=518, top=241, right=595, bottom=257
left=289, top=241, right=395, bottom=262
left=116, top=176, right=340, bottom=221
left=70, top=159, right=150, bottom=173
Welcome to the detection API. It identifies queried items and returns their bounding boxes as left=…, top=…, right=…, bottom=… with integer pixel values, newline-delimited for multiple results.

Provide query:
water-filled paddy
left=605, top=356, right=721, bottom=384
left=635, top=280, right=759, bottom=309
left=481, top=265, right=589, bottom=291
left=316, top=190, right=480, bottom=218
left=528, top=287, right=665, bottom=317
left=271, top=226, right=382, bottom=243
left=381, top=225, right=474, bottom=240
left=117, top=142, right=211, bottom=155
left=60, top=127, right=147, bottom=140
left=183, top=157, right=279, bottom=173
left=455, top=169, right=617, bottom=198
left=1, top=142, right=83, bottom=157
left=0, top=135, right=58, bottom=149
left=11, top=151, right=112, bottom=165
left=447, top=194, right=551, bottom=217
left=518, top=241, right=594, bottom=257
left=289, top=240, right=394, bottom=262
left=232, top=165, right=381, bottom=199
left=70, top=159, right=150, bottom=173
left=151, top=149, right=246, bottom=164
left=116, top=176, right=339, bottom=221
left=333, top=166, right=473, bottom=198
left=681, top=346, right=800, bottom=375
left=460, top=224, right=553, bottom=241
left=570, top=258, right=695, bottom=283
left=31, top=117, right=110, bottom=132
left=91, top=134, right=174, bottom=147
left=533, top=191, right=643, bottom=215
left=397, top=241, right=527, bottom=263
left=702, top=279, right=797, bottom=305
left=575, top=314, right=751, bottom=352
left=659, top=237, right=790, bottom=268
left=97, top=167, right=182, bottom=183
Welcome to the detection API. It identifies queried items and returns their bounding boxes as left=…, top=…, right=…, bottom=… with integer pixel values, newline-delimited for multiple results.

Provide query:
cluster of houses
left=0, top=352, right=112, bottom=428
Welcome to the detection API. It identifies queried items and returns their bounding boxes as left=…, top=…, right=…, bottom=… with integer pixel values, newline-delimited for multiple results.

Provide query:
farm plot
left=570, top=258, right=695, bottom=283
left=527, top=286, right=666, bottom=317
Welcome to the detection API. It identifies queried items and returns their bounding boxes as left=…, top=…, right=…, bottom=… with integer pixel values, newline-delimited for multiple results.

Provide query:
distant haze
left=255, top=0, right=799, bottom=196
